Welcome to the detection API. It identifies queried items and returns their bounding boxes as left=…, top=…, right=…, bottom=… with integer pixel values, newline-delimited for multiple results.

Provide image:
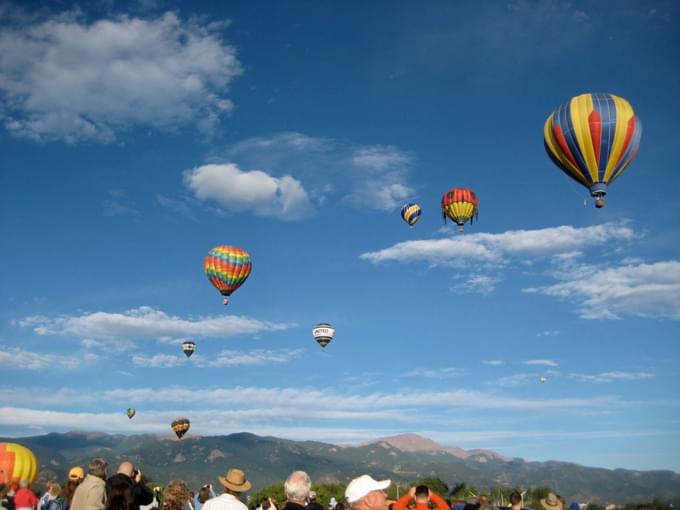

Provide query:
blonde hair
left=162, top=480, right=190, bottom=510
left=48, top=481, right=62, bottom=497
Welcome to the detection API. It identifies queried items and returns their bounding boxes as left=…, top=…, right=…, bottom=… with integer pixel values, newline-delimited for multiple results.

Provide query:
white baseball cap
left=345, top=475, right=391, bottom=503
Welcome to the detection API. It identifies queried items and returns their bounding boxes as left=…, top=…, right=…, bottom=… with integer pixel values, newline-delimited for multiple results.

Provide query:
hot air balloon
left=441, top=188, right=479, bottom=232
left=204, top=245, right=252, bottom=305
left=400, top=203, right=422, bottom=227
left=171, top=417, right=191, bottom=439
left=0, top=443, right=39, bottom=485
left=126, top=408, right=136, bottom=419
left=312, top=323, right=335, bottom=348
left=182, top=341, right=196, bottom=358
left=544, top=93, right=642, bottom=208
left=540, top=377, right=547, bottom=384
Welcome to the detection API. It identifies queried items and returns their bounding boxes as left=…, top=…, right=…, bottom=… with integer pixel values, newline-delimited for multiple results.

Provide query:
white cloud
left=573, top=372, right=655, bottom=384
left=537, top=330, right=560, bottom=337
left=19, top=306, right=291, bottom=342
left=0, top=11, right=241, bottom=142
left=184, top=163, right=314, bottom=220
left=132, top=353, right=186, bottom=368
left=360, top=223, right=635, bottom=266
left=220, top=132, right=415, bottom=212
left=0, top=347, right=93, bottom=370
left=132, top=349, right=302, bottom=368
left=524, top=359, right=559, bottom=367
left=483, top=360, right=505, bottom=366
left=525, top=260, right=680, bottom=320
left=450, top=274, right=502, bottom=295
left=488, top=373, right=543, bottom=388
left=404, top=367, right=464, bottom=379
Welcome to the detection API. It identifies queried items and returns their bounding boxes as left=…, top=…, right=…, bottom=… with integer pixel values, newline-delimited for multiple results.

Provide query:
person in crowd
left=40, top=482, right=66, bottom=510
left=392, top=486, right=448, bottom=510
left=540, top=494, right=563, bottom=510
left=509, top=491, right=522, bottom=510
left=305, top=493, right=322, bottom=510
left=327, top=500, right=336, bottom=510
left=105, top=483, right=134, bottom=510
left=161, top=481, right=191, bottom=510
left=106, top=462, right=153, bottom=510
left=193, top=486, right=215, bottom=510
left=71, top=458, right=108, bottom=510
left=282, top=472, right=311, bottom=510
left=202, top=469, right=250, bottom=510
left=1, top=485, right=14, bottom=510
left=63, top=469, right=85, bottom=510
left=345, top=475, right=390, bottom=510
left=14, top=480, right=38, bottom=510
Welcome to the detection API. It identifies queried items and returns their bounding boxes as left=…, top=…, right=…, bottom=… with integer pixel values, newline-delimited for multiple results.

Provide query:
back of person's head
left=62, top=479, right=82, bottom=503
left=163, top=480, right=189, bottom=510
left=19, top=480, right=29, bottom=489
left=510, top=492, right=521, bottom=506
left=478, top=503, right=495, bottom=510
left=198, top=486, right=212, bottom=504
left=48, top=482, right=62, bottom=498
left=89, top=458, right=108, bottom=479
left=106, top=482, right=134, bottom=510
left=415, top=486, right=428, bottom=501
left=284, top=471, right=311, bottom=502
left=117, top=462, right=134, bottom=478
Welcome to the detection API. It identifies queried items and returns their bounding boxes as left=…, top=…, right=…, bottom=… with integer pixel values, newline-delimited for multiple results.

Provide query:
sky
left=1, top=0, right=679, bottom=474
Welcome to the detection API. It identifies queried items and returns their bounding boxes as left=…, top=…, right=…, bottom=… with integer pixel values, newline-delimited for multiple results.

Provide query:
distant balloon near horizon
left=540, top=377, right=547, bottom=384
left=171, top=417, right=191, bottom=439
left=400, top=202, right=422, bottom=226
left=182, top=341, right=196, bottom=358
left=126, top=408, right=136, bottom=419
left=441, top=187, right=479, bottom=232
left=313, top=323, right=335, bottom=348
left=0, top=443, right=39, bottom=485
left=204, top=245, right=252, bottom=305
left=544, top=93, right=642, bottom=208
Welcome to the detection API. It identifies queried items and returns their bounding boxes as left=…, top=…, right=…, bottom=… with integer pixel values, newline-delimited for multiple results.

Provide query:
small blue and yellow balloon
left=544, top=93, right=642, bottom=208
left=400, top=203, right=422, bottom=227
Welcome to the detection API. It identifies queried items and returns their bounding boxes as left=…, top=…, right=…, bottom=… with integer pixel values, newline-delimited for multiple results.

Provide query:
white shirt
left=202, top=494, right=248, bottom=510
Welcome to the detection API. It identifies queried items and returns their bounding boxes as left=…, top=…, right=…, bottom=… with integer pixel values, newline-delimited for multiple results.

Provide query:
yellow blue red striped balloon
left=400, top=202, right=422, bottom=226
left=441, top=187, right=479, bottom=232
left=0, top=443, right=39, bottom=485
left=544, top=93, right=642, bottom=208
left=204, top=245, right=252, bottom=305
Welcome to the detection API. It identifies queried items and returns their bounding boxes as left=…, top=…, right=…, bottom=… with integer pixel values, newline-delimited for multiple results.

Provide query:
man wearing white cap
left=345, top=475, right=391, bottom=510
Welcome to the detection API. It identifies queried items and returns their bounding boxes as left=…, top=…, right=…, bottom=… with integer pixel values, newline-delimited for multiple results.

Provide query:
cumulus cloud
left=218, top=132, right=415, bottom=212
left=524, top=359, right=559, bottom=367
left=403, top=367, right=464, bottom=379
left=184, top=163, right=314, bottom=220
left=573, top=371, right=655, bottom=383
left=360, top=223, right=635, bottom=266
left=0, top=347, right=93, bottom=370
left=132, top=349, right=302, bottom=368
left=19, top=306, right=291, bottom=342
left=0, top=11, right=241, bottom=142
left=524, top=260, right=680, bottom=320
left=450, top=274, right=502, bottom=295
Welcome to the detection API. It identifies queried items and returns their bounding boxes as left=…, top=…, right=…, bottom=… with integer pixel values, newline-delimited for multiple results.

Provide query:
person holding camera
left=105, top=462, right=153, bottom=510
left=392, top=486, right=448, bottom=510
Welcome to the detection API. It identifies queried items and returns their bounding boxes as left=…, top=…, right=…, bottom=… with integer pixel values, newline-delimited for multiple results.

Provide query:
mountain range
left=3, top=432, right=679, bottom=505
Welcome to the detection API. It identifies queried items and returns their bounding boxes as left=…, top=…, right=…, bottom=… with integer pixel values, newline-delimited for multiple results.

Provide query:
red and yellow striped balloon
left=0, top=443, right=39, bottom=485
left=204, top=245, right=252, bottom=305
left=441, top=187, right=479, bottom=232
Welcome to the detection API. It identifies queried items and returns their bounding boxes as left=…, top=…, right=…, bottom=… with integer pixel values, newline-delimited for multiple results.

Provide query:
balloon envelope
left=182, top=341, right=196, bottom=358
left=0, top=443, right=39, bottom=485
left=204, top=246, right=252, bottom=304
left=171, top=417, right=191, bottom=439
left=400, top=203, right=422, bottom=226
left=544, top=93, right=642, bottom=207
left=127, top=408, right=136, bottom=419
left=312, top=323, right=335, bottom=348
left=441, top=188, right=478, bottom=231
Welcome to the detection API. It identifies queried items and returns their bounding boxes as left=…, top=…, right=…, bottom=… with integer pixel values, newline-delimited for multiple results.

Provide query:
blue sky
left=1, top=0, right=679, bottom=473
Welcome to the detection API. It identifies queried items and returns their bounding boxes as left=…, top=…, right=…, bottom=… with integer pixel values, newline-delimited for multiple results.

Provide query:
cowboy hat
left=540, top=493, right=563, bottom=510
left=218, top=468, right=252, bottom=492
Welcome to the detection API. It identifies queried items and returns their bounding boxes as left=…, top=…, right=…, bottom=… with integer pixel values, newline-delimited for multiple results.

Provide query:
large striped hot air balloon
left=441, top=188, right=478, bottom=232
left=312, top=323, right=335, bottom=348
left=0, top=443, right=39, bottom=485
left=400, top=203, right=422, bottom=227
left=204, top=245, right=252, bottom=305
left=544, top=93, right=642, bottom=208
left=171, top=417, right=191, bottom=439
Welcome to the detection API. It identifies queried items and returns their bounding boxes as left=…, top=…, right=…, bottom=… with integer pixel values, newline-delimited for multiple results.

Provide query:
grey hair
left=284, top=471, right=311, bottom=502
left=19, top=480, right=29, bottom=488
left=88, top=458, right=108, bottom=478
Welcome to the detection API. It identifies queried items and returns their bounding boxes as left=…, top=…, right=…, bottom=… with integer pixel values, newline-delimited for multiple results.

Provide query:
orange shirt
left=393, top=493, right=449, bottom=510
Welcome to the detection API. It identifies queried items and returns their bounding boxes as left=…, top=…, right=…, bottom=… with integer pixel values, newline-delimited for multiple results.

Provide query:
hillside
left=2, top=432, right=679, bottom=505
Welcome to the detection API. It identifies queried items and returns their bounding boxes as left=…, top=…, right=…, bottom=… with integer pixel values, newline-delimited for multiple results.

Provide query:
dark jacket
left=282, top=503, right=306, bottom=510
left=307, top=503, right=324, bottom=510
left=105, top=475, right=153, bottom=510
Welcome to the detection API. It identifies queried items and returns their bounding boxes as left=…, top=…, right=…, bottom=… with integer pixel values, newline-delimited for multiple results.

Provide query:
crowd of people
left=0, top=458, right=572, bottom=510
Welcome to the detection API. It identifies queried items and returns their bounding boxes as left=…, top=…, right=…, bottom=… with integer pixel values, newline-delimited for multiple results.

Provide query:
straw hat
left=217, top=468, right=251, bottom=492
left=540, top=493, right=563, bottom=510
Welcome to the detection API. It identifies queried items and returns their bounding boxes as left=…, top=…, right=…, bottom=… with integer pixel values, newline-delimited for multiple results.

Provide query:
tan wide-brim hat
left=540, top=493, right=563, bottom=510
left=218, top=468, right=252, bottom=492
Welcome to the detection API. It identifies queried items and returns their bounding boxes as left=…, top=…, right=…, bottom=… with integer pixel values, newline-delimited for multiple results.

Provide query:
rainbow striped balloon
left=204, top=245, right=252, bottom=305
left=544, top=93, right=642, bottom=208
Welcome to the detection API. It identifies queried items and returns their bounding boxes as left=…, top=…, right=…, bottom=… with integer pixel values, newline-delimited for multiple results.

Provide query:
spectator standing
left=15, top=481, right=38, bottom=510
left=393, top=486, right=448, bottom=510
left=345, top=475, right=390, bottom=510
left=106, top=462, right=153, bottom=510
left=71, top=458, right=108, bottom=510
left=202, top=469, right=250, bottom=510
left=282, top=472, right=311, bottom=510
